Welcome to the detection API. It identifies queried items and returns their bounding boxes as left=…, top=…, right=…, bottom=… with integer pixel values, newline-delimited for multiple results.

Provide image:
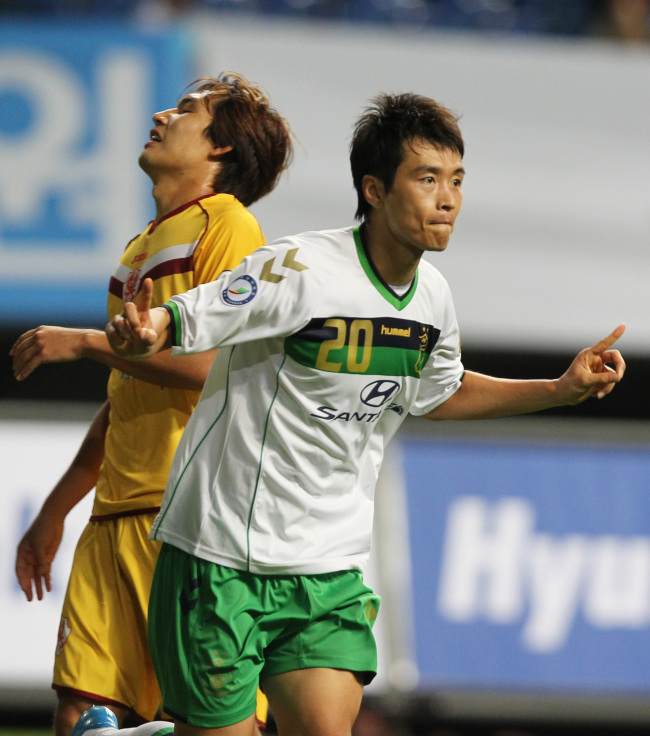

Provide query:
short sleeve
left=410, top=286, right=464, bottom=415
left=192, top=197, right=266, bottom=286
left=167, top=237, right=317, bottom=355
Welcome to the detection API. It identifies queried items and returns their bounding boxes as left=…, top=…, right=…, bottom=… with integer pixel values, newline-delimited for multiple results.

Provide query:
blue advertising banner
left=402, top=435, right=650, bottom=693
left=0, top=22, right=191, bottom=325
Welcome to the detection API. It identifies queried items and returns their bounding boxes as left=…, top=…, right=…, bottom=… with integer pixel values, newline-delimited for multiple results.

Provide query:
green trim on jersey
left=353, top=227, right=418, bottom=310
left=164, top=300, right=183, bottom=346
left=151, top=348, right=235, bottom=540
left=285, top=316, right=439, bottom=377
left=246, top=354, right=287, bottom=570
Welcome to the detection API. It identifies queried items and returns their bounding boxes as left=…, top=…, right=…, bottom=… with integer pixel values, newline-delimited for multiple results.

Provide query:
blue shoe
left=71, top=706, right=118, bottom=736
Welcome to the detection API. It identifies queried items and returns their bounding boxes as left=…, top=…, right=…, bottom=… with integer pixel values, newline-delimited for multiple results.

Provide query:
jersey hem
left=162, top=303, right=179, bottom=346
left=409, top=373, right=464, bottom=415
left=153, top=535, right=367, bottom=575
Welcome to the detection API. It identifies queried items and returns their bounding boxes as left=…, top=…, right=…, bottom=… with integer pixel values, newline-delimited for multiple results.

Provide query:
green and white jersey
left=150, top=226, right=464, bottom=574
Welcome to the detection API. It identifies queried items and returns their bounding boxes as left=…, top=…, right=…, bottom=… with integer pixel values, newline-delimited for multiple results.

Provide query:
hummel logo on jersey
left=222, top=274, right=258, bottom=306
left=381, top=324, right=411, bottom=338
left=260, top=247, right=308, bottom=283
left=360, top=380, right=400, bottom=407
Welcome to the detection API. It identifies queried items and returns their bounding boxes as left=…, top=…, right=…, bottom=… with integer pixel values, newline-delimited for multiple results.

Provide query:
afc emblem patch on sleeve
left=222, top=275, right=258, bottom=306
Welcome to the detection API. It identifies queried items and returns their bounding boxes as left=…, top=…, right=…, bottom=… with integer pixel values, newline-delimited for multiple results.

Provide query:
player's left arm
left=424, top=324, right=626, bottom=421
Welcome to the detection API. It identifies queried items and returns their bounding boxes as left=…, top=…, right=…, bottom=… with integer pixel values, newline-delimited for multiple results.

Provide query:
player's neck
left=363, top=219, right=421, bottom=286
left=151, top=174, right=215, bottom=221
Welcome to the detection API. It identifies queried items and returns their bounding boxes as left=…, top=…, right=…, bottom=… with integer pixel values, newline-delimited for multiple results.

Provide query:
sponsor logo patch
left=123, top=267, right=141, bottom=303
left=222, top=274, right=258, bottom=306
left=360, top=380, right=400, bottom=408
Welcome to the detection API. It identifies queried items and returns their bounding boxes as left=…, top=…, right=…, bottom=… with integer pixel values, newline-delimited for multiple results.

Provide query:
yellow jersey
left=92, top=193, right=264, bottom=517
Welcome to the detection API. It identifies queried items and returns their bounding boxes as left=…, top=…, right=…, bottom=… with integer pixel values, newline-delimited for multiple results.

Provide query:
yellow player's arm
left=11, top=324, right=214, bottom=390
left=16, top=401, right=109, bottom=601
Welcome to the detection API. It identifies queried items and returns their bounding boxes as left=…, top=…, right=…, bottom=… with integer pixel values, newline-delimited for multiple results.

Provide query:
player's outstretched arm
left=425, top=324, right=626, bottom=421
left=106, top=278, right=171, bottom=359
left=555, top=323, right=626, bottom=403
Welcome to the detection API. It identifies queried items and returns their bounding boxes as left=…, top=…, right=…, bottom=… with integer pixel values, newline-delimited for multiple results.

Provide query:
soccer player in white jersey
left=87, top=92, right=624, bottom=736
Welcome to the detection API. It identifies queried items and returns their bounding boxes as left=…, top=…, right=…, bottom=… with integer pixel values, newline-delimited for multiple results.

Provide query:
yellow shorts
left=53, top=514, right=268, bottom=726
left=53, top=513, right=162, bottom=721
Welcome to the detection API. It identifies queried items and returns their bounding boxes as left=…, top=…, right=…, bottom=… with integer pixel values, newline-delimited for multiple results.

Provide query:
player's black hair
left=191, top=72, right=293, bottom=207
left=350, top=92, right=464, bottom=221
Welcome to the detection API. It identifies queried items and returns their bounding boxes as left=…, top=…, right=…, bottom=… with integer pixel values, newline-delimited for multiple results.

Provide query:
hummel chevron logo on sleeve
left=260, top=248, right=308, bottom=283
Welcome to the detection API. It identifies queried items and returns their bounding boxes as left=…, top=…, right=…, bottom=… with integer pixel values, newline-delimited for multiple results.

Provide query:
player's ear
left=209, top=144, right=234, bottom=160
left=362, top=174, right=385, bottom=211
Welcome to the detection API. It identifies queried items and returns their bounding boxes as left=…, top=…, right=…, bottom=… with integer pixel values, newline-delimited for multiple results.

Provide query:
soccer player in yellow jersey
left=11, top=73, right=293, bottom=736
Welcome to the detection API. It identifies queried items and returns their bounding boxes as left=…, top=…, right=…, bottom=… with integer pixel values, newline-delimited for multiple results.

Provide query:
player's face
left=380, top=140, right=464, bottom=255
left=139, top=92, right=219, bottom=177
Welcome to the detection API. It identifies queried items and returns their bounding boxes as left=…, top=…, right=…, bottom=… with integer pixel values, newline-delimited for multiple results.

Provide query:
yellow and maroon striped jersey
left=92, top=193, right=265, bottom=516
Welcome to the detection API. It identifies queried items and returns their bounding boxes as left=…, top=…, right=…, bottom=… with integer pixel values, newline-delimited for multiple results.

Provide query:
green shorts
left=148, top=543, right=380, bottom=728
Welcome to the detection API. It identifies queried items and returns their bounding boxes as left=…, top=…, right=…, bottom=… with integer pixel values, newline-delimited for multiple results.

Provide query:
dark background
left=2, top=326, right=645, bottom=421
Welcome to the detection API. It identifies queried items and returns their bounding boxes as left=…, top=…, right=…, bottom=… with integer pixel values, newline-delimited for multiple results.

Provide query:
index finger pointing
left=589, top=324, right=626, bottom=355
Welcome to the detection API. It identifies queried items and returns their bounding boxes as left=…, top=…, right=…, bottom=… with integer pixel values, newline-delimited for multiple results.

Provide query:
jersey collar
left=353, top=225, right=418, bottom=311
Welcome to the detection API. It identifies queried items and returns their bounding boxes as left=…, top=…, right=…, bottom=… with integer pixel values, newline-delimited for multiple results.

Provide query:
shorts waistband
left=89, top=506, right=161, bottom=522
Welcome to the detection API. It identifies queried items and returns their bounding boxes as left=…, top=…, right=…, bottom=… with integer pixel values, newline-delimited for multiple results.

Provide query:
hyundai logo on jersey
left=360, top=380, right=400, bottom=407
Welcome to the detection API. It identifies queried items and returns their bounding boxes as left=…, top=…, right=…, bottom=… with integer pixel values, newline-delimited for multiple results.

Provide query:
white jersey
left=150, top=225, right=464, bottom=574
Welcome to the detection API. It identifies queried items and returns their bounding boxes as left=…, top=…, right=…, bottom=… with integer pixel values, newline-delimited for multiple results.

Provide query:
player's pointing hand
left=557, top=324, right=626, bottom=404
left=106, top=278, right=170, bottom=359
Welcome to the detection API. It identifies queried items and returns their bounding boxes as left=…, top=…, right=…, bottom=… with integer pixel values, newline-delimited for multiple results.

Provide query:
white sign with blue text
left=0, top=22, right=190, bottom=324
left=403, top=436, right=650, bottom=693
